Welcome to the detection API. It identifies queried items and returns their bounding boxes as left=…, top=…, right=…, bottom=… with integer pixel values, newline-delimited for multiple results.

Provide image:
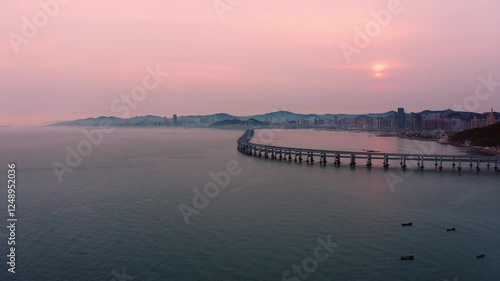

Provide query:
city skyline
left=52, top=107, right=498, bottom=132
left=2, top=0, right=500, bottom=125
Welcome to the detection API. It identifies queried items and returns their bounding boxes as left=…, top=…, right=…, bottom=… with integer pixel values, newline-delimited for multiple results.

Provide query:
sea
left=0, top=127, right=498, bottom=281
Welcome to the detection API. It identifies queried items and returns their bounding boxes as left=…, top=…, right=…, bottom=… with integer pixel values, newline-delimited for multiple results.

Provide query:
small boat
left=402, top=222, right=413, bottom=227
left=477, top=254, right=485, bottom=259
left=401, top=256, right=414, bottom=260
left=447, top=227, right=456, bottom=232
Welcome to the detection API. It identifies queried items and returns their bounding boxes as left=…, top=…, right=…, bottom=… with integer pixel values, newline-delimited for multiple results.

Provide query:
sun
left=372, top=63, right=388, bottom=78
left=373, top=63, right=387, bottom=72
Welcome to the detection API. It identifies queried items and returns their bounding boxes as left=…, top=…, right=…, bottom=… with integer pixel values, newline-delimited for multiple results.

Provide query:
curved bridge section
left=237, top=129, right=500, bottom=172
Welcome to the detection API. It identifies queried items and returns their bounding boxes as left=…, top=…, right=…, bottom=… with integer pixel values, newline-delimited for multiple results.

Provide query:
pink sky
left=1, top=0, right=499, bottom=125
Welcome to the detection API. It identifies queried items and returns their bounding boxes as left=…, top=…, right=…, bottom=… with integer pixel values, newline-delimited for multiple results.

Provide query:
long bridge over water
left=237, top=129, right=500, bottom=173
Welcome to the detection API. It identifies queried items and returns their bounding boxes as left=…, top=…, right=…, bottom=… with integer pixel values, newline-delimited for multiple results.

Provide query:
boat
left=402, top=222, right=413, bottom=227
left=477, top=254, right=485, bottom=259
left=401, top=256, right=414, bottom=260
left=446, top=227, right=456, bottom=232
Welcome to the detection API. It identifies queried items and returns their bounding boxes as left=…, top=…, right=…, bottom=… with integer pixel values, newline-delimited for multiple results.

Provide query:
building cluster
left=139, top=108, right=498, bottom=132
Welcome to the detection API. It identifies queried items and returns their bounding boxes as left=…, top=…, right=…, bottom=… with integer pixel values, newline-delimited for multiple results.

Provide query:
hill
left=449, top=122, right=500, bottom=147
left=209, top=118, right=269, bottom=127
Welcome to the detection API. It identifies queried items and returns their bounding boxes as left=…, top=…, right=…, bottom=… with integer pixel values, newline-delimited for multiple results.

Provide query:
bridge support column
left=334, top=154, right=341, bottom=165
left=495, top=158, right=499, bottom=172
left=458, top=157, right=462, bottom=171
left=299, top=152, right=303, bottom=162
left=487, top=158, right=491, bottom=168
left=402, top=155, right=407, bottom=169
left=366, top=154, right=372, bottom=167
left=279, top=150, right=283, bottom=160
left=434, top=157, right=438, bottom=168
left=349, top=154, right=356, bottom=167
left=265, top=148, right=269, bottom=159
left=452, top=157, right=456, bottom=168
left=383, top=154, right=389, bottom=168
left=420, top=156, right=425, bottom=170
left=310, top=153, right=314, bottom=163
left=319, top=153, right=326, bottom=164
left=469, top=157, right=473, bottom=167
left=288, top=151, right=292, bottom=162
left=476, top=159, right=481, bottom=172
left=439, top=156, right=443, bottom=170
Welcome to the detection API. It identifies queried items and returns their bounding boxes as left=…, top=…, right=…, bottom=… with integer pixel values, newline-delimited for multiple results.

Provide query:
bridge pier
left=319, top=153, right=327, bottom=164
left=458, top=157, right=462, bottom=171
left=469, top=157, right=473, bottom=167
left=334, top=154, right=341, bottom=165
left=401, top=155, right=407, bottom=169
left=476, top=159, right=481, bottom=172
left=299, top=151, right=303, bottom=162
left=383, top=154, right=389, bottom=168
left=288, top=151, right=292, bottom=162
left=265, top=148, right=269, bottom=159
left=434, top=157, right=438, bottom=168
left=366, top=154, right=373, bottom=167
left=310, top=152, right=314, bottom=163
left=452, top=157, right=456, bottom=168
left=279, top=150, right=283, bottom=160
left=349, top=153, right=356, bottom=167
left=420, top=156, right=425, bottom=170
left=495, top=158, right=499, bottom=172
left=439, top=156, right=443, bottom=170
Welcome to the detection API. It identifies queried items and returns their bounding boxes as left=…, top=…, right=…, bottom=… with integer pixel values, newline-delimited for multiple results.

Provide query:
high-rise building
left=397, top=108, right=405, bottom=131
left=333, top=115, right=339, bottom=126
left=486, top=108, right=496, bottom=126
left=366, top=117, right=374, bottom=130
left=414, top=113, right=422, bottom=131
left=173, top=114, right=178, bottom=126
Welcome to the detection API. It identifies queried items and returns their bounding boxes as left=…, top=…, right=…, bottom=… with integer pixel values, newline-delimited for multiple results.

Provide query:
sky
left=1, top=0, right=500, bottom=125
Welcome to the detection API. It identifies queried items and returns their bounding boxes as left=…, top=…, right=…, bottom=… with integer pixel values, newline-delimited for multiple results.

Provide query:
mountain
left=209, top=118, right=269, bottom=127
left=449, top=122, right=500, bottom=147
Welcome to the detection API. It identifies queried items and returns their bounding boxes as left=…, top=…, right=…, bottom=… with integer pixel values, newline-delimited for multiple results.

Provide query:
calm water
left=0, top=127, right=498, bottom=281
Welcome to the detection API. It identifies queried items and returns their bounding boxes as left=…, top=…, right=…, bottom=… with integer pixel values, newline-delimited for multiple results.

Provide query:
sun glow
left=372, top=63, right=388, bottom=78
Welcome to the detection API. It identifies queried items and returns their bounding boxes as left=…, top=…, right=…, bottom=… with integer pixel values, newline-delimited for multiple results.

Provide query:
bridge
left=237, top=129, right=500, bottom=172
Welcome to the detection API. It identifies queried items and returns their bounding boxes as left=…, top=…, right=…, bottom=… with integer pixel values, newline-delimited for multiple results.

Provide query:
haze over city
left=1, top=0, right=499, bottom=125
